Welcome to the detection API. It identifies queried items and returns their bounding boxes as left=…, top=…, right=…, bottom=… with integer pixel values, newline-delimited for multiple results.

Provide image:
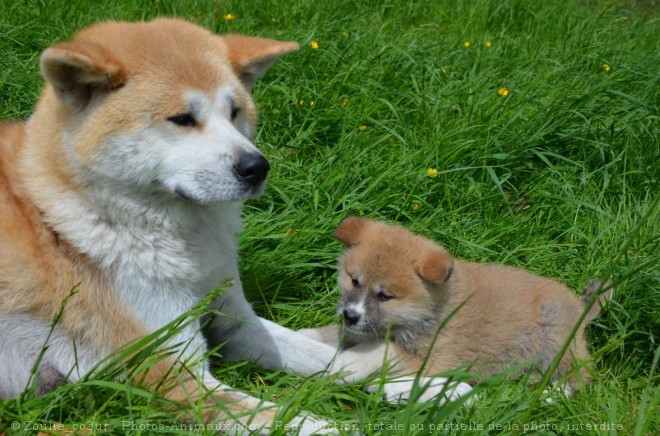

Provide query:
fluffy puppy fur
left=308, top=216, right=612, bottom=397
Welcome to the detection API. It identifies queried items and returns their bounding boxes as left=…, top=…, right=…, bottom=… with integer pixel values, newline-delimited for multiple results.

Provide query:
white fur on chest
left=51, top=183, right=243, bottom=337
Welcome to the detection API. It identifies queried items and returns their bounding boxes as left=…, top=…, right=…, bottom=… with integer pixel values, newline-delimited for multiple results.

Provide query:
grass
left=1, top=0, right=658, bottom=434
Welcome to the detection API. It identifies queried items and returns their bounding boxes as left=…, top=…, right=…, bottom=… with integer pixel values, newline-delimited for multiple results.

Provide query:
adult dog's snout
left=233, top=153, right=270, bottom=186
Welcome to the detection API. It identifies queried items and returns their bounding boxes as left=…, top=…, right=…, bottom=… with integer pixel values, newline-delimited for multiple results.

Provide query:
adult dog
left=0, top=18, right=346, bottom=433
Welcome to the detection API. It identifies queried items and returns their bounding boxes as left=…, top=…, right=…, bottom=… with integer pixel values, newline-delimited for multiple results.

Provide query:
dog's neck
left=22, top=142, right=242, bottom=290
left=24, top=164, right=244, bottom=341
left=390, top=283, right=459, bottom=355
left=390, top=315, right=442, bottom=354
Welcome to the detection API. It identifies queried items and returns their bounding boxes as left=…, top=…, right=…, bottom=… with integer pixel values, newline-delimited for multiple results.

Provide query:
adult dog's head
left=30, top=18, right=298, bottom=205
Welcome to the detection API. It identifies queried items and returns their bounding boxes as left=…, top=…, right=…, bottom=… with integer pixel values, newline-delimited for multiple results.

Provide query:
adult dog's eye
left=376, top=292, right=393, bottom=302
left=167, top=113, right=197, bottom=128
left=351, top=277, right=360, bottom=287
left=230, top=104, right=240, bottom=121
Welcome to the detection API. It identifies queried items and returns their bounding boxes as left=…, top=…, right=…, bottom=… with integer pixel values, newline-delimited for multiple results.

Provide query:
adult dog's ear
left=335, top=216, right=369, bottom=246
left=415, top=244, right=454, bottom=286
left=41, top=41, right=126, bottom=111
left=223, top=34, right=299, bottom=91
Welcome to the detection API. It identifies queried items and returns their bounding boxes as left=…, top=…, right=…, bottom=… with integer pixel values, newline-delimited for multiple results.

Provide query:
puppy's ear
left=223, top=34, right=299, bottom=91
left=580, top=279, right=614, bottom=322
left=335, top=216, right=369, bottom=246
left=41, top=41, right=126, bottom=111
left=416, top=245, right=454, bottom=286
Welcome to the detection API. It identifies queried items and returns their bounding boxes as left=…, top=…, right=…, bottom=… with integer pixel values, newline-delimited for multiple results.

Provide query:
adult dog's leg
left=206, top=285, right=387, bottom=377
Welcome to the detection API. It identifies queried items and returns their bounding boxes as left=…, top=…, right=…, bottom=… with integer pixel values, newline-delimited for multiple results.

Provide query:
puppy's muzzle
left=342, top=308, right=361, bottom=326
left=233, top=153, right=270, bottom=187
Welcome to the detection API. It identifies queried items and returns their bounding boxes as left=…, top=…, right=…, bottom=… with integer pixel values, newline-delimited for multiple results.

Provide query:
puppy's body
left=307, top=217, right=611, bottom=395
left=0, top=19, right=358, bottom=432
left=377, top=261, right=600, bottom=381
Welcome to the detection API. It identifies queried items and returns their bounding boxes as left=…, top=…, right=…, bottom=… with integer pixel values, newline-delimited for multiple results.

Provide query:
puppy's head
left=33, top=19, right=299, bottom=204
left=334, top=216, right=453, bottom=340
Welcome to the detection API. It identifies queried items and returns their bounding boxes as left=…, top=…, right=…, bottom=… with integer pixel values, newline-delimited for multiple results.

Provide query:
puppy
left=303, top=216, right=612, bottom=401
left=0, top=18, right=361, bottom=434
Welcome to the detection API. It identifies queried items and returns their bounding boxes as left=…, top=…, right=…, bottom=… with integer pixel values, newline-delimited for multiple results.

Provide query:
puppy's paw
left=296, top=325, right=341, bottom=348
left=543, top=383, right=574, bottom=404
left=367, top=375, right=472, bottom=405
left=297, top=328, right=322, bottom=340
left=432, top=379, right=473, bottom=405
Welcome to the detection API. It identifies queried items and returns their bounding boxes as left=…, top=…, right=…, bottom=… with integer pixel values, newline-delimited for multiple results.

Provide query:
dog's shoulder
left=0, top=121, right=26, bottom=187
left=0, top=121, right=47, bottom=257
left=0, top=121, right=74, bottom=304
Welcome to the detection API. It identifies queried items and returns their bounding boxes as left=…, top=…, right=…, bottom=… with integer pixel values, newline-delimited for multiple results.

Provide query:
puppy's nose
left=343, top=309, right=360, bottom=326
left=233, top=153, right=270, bottom=186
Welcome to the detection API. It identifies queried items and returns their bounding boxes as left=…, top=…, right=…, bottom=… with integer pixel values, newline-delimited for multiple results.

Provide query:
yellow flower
left=603, top=63, right=611, bottom=73
left=463, top=41, right=471, bottom=48
left=342, top=31, right=349, bottom=38
left=223, top=13, right=235, bottom=21
left=411, top=202, right=421, bottom=211
left=485, top=40, right=492, bottom=48
left=427, top=168, right=438, bottom=177
left=309, top=100, right=315, bottom=108
left=358, top=124, right=367, bottom=132
left=340, top=97, right=349, bottom=108
left=298, top=99, right=305, bottom=106
left=310, top=40, right=319, bottom=49
left=497, top=87, right=509, bottom=97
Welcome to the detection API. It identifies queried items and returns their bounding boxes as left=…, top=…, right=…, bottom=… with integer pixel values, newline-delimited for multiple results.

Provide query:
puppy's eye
left=351, top=277, right=360, bottom=287
left=167, top=113, right=197, bottom=128
left=376, top=292, right=393, bottom=302
left=230, top=104, right=240, bottom=121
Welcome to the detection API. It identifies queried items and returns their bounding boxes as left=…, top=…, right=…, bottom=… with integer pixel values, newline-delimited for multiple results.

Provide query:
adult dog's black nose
left=343, top=309, right=361, bottom=326
left=233, top=153, right=270, bottom=186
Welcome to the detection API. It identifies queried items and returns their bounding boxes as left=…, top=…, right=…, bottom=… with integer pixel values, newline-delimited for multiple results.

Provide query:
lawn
left=1, top=0, right=658, bottom=434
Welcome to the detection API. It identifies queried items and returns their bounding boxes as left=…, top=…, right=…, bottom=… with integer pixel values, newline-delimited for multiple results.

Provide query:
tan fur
left=0, top=19, right=309, bottom=431
left=1, top=121, right=144, bottom=354
left=330, top=216, right=613, bottom=391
